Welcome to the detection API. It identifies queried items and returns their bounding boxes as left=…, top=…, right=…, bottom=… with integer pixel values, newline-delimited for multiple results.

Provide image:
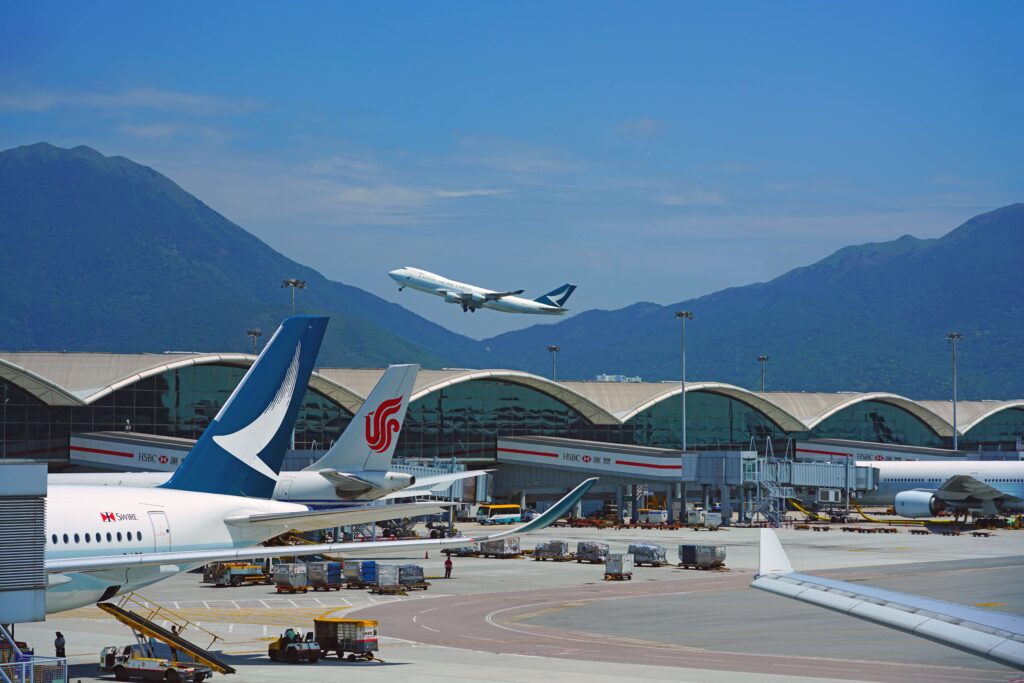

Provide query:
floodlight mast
left=675, top=311, right=694, bottom=453
left=546, top=345, right=560, bottom=381
left=247, top=328, right=263, bottom=355
left=947, top=332, right=963, bottom=450
left=758, top=355, right=769, bottom=392
left=281, top=278, right=307, bottom=316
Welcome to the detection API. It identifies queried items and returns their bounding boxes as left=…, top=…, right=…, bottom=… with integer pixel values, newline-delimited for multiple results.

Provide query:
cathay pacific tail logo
left=366, top=396, right=403, bottom=453
left=212, top=342, right=302, bottom=480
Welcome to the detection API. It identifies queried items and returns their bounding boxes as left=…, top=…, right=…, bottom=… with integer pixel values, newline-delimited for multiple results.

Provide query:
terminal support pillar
left=702, top=485, right=710, bottom=511
left=720, top=487, right=733, bottom=527
left=518, top=489, right=527, bottom=510
left=679, top=483, right=687, bottom=518
left=616, top=485, right=624, bottom=523
left=626, top=484, right=635, bottom=522
left=666, top=484, right=675, bottom=524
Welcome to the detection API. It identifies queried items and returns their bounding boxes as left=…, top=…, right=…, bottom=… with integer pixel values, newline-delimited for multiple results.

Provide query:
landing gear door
left=148, top=511, right=171, bottom=551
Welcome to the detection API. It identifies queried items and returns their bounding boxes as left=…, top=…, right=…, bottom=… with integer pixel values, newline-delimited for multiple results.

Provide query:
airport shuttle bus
left=477, top=504, right=522, bottom=525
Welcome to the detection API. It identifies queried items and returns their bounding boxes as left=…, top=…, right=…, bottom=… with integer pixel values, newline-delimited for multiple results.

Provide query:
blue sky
left=2, top=2, right=1022, bottom=338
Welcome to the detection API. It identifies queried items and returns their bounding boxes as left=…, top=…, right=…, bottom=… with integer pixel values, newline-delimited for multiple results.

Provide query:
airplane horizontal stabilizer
left=224, top=501, right=450, bottom=532
left=316, top=470, right=375, bottom=493
left=46, top=478, right=598, bottom=574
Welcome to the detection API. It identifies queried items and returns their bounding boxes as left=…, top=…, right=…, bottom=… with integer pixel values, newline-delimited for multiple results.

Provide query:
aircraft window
left=62, top=533, right=69, bottom=544
left=73, top=533, right=80, bottom=543
left=51, top=534, right=57, bottom=544
left=116, top=532, right=122, bottom=542
left=107, top=532, right=112, bottom=542
left=96, top=531, right=101, bottom=542
left=138, top=531, right=143, bottom=542
left=85, top=533, right=91, bottom=543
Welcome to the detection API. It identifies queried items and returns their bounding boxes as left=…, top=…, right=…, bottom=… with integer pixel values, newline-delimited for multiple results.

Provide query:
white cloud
left=452, top=135, right=581, bottom=174
left=0, top=88, right=262, bottom=115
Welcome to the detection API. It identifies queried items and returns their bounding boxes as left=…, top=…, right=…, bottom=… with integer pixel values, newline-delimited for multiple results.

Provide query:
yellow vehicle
left=476, top=503, right=522, bottom=525
left=99, top=641, right=213, bottom=682
left=313, top=618, right=381, bottom=661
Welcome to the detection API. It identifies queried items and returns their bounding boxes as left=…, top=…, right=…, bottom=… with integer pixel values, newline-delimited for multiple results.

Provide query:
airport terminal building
left=2, top=351, right=1023, bottom=469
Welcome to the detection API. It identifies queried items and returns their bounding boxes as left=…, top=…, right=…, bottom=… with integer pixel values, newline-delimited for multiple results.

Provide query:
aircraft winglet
left=758, top=528, right=793, bottom=576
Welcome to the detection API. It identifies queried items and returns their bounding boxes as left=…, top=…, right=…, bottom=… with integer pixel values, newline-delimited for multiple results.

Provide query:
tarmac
left=19, top=520, right=1024, bottom=682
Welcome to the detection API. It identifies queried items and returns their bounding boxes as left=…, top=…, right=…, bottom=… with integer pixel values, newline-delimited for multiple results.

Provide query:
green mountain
left=481, top=204, right=1024, bottom=399
left=0, top=142, right=486, bottom=367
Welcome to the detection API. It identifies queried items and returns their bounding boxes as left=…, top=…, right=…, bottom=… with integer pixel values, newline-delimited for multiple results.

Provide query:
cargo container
left=639, top=508, right=668, bottom=524
left=686, top=509, right=706, bottom=526
left=628, top=543, right=668, bottom=567
left=704, top=512, right=723, bottom=530
left=575, top=541, right=610, bottom=564
left=604, top=553, right=634, bottom=580
left=533, top=540, right=571, bottom=561
left=273, top=563, right=308, bottom=593
left=478, top=537, right=521, bottom=558
left=398, top=564, right=425, bottom=586
left=678, top=544, right=727, bottom=569
left=308, top=561, right=343, bottom=591
left=343, top=560, right=377, bottom=586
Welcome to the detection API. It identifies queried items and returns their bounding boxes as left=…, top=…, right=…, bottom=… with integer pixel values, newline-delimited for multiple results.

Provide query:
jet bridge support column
left=616, top=485, right=624, bottom=523
left=666, top=484, right=675, bottom=524
left=679, top=483, right=687, bottom=518
left=720, top=487, right=734, bottom=527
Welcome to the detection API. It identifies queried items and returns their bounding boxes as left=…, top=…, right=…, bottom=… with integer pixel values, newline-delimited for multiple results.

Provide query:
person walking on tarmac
left=54, top=632, right=66, bottom=658
left=444, top=556, right=453, bottom=579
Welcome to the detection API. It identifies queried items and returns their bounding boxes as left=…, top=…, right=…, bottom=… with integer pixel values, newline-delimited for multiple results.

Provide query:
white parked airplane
left=389, top=266, right=576, bottom=314
left=855, top=460, right=1024, bottom=518
left=42, top=315, right=598, bottom=613
left=51, top=364, right=484, bottom=503
left=751, top=529, right=1024, bottom=670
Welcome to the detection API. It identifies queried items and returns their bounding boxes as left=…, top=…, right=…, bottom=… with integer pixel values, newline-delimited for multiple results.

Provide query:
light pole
left=247, top=328, right=263, bottom=355
left=947, top=332, right=962, bottom=450
left=281, top=278, right=307, bottom=316
left=546, top=345, right=560, bottom=381
left=675, top=311, right=694, bottom=451
left=757, top=355, right=769, bottom=392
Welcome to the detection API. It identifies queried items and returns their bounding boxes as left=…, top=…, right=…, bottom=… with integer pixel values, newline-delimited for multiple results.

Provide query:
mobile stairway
left=97, top=593, right=236, bottom=675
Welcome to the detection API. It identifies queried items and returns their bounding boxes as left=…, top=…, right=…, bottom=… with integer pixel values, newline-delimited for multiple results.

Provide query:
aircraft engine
left=444, top=292, right=464, bottom=304
left=894, top=490, right=945, bottom=518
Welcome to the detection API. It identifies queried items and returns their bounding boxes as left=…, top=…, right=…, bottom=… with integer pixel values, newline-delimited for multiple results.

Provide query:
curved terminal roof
left=1, top=352, right=1020, bottom=436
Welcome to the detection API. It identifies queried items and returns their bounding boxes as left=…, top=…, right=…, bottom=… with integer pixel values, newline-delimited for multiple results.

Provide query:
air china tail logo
left=366, top=396, right=404, bottom=453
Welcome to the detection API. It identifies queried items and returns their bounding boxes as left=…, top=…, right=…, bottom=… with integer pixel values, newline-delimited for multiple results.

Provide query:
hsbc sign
left=70, top=435, right=192, bottom=472
left=497, top=438, right=683, bottom=481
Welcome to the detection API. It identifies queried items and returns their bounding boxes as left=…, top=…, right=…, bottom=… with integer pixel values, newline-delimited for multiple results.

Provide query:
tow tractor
left=99, top=640, right=213, bottom=682
left=268, top=628, right=321, bottom=663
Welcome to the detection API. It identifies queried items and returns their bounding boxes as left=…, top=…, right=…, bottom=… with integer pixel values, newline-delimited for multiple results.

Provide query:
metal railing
left=0, top=624, right=66, bottom=683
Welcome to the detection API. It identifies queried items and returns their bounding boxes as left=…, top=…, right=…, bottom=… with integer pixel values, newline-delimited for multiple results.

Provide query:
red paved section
left=349, top=573, right=1008, bottom=683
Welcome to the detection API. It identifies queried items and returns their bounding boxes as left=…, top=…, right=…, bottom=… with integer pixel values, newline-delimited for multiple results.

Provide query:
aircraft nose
left=388, top=269, right=404, bottom=280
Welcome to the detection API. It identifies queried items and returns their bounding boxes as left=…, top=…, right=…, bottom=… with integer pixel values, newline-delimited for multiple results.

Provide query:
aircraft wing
left=380, top=469, right=492, bottom=500
left=45, top=477, right=597, bottom=574
left=750, top=529, right=1024, bottom=671
left=483, top=289, right=525, bottom=301
left=936, top=475, right=1024, bottom=505
left=224, top=501, right=450, bottom=532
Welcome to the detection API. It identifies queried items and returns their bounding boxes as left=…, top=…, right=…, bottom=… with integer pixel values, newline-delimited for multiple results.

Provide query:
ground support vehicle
left=99, top=641, right=213, bottom=682
left=308, top=561, right=343, bottom=591
left=533, top=540, right=572, bottom=561
left=202, top=562, right=268, bottom=587
left=273, top=563, right=309, bottom=594
left=268, top=629, right=320, bottom=663
left=575, top=541, right=610, bottom=564
left=604, top=553, right=633, bottom=581
left=476, top=503, right=522, bottom=525
left=314, top=618, right=382, bottom=662
left=677, top=544, right=727, bottom=570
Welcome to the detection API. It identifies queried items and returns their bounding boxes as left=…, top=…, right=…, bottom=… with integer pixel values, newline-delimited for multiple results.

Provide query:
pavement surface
left=20, top=522, right=1024, bottom=682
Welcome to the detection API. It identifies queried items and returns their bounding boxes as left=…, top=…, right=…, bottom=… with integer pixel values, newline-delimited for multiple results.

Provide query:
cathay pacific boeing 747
left=389, top=266, right=576, bottom=314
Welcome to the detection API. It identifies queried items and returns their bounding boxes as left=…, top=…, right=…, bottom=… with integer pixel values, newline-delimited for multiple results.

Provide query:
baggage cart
left=202, top=562, right=268, bottom=587
left=308, top=561, right=343, bottom=591
left=604, top=553, right=633, bottom=580
left=533, top=540, right=572, bottom=561
left=677, top=544, right=727, bottom=569
left=314, top=618, right=381, bottom=662
left=575, top=541, right=610, bottom=564
left=273, top=563, right=309, bottom=594
left=479, top=537, right=521, bottom=558
left=628, top=543, right=668, bottom=567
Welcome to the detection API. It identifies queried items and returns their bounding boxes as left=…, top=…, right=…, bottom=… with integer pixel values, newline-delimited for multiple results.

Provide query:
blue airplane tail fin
left=161, top=316, right=329, bottom=498
left=534, top=284, right=577, bottom=308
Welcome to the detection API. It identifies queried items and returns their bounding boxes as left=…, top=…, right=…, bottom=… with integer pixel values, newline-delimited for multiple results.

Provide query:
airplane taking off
left=42, top=315, right=598, bottom=613
left=51, top=364, right=485, bottom=503
left=855, top=460, right=1024, bottom=518
left=752, top=529, right=1024, bottom=670
left=389, top=266, right=576, bottom=314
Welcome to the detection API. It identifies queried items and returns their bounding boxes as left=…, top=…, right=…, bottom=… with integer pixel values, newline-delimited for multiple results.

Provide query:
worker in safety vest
left=444, top=556, right=453, bottom=579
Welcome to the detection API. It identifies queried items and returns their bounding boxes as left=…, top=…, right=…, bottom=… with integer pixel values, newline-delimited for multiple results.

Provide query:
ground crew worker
left=54, top=632, right=65, bottom=658
left=444, top=556, right=453, bottom=579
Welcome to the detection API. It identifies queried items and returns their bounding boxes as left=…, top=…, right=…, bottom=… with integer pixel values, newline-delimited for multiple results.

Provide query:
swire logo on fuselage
left=101, top=512, right=138, bottom=522
left=366, top=396, right=404, bottom=453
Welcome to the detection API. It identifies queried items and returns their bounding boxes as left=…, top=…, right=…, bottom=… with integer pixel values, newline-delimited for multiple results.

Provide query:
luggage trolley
left=313, top=618, right=382, bottom=662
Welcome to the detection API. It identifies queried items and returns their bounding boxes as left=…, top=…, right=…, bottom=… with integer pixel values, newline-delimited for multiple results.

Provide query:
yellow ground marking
left=974, top=602, right=1005, bottom=607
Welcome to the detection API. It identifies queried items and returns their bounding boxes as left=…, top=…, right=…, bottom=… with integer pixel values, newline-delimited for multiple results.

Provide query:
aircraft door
left=148, top=511, right=171, bottom=551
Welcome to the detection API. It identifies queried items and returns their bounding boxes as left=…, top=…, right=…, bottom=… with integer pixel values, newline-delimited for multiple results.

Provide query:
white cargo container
left=605, top=553, right=634, bottom=578
left=704, top=512, right=723, bottom=529
left=678, top=544, right=727, bottom=568
left=479, top=537, right=521, bottom=557
left=376, top=564, right=400, bottom=587
left=640, top=509, right=668, bottom=524
left=686, top=509, right=706, bottom=526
